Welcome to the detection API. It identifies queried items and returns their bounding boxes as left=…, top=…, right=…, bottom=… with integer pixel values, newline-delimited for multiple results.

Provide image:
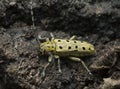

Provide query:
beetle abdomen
left=54, top=39, right=95, bottom=57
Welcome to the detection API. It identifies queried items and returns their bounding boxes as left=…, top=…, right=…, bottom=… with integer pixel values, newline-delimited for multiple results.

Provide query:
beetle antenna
left=30, top=1, right=40, bottom=45
left=30, top=1, right=35, bottom=30
left=50, top=32, right=54, bottom=41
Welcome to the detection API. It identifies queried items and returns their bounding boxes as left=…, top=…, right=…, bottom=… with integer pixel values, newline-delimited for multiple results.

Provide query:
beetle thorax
left=40, top=41, right=56, bottom=53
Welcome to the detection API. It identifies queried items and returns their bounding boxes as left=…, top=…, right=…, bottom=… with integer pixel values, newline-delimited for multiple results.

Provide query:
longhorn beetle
left=30, top=1, right=96, bottom=77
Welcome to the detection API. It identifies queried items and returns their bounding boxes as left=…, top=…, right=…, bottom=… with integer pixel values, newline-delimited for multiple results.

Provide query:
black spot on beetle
left=82, top=47, right=85, bottom=50
left=89, top=48, right=91, bottom=50
left=68, top=46, right=71, bottom=49
left=58, top=40, right=61, bottom=42
left=66, top=40, right=69, bottom=42
left=75, top=46, right=78, bottom=49
left=74, top=41, right=77, bottom=43
left=47, top=46, right=50, bottom=48
left=59, top=46, right=63, bottom=49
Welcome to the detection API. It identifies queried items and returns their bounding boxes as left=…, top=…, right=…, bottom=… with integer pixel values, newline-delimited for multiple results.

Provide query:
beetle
left=39, top=33, right=96, bottom=77
left=29, top=1, right=96, bottom=77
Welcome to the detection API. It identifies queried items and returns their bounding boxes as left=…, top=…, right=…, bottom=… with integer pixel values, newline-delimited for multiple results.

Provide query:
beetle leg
left=57, top=57, right=62, bottom=73
left=69, top=57, right=92, bottom=75
left=50, top=33, right=54, bottom=40
left=69, top=35, right=77, bottom=40
left=54, top=55, right=62, bottom=73
left=41, top=54, right=53, bottom=77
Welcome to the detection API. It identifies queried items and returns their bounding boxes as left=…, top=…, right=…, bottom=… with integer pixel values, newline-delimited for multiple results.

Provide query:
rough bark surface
left=0, top=0, right=120, bottom=89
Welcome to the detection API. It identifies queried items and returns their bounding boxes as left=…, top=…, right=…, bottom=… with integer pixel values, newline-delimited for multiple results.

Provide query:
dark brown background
left=0, top=0, right=120, bottom=89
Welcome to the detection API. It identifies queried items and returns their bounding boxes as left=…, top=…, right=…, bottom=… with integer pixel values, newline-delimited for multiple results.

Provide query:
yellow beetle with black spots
left=29, top=1, right=96, bottom=77
left=39, top=33, right=96, bottom=77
